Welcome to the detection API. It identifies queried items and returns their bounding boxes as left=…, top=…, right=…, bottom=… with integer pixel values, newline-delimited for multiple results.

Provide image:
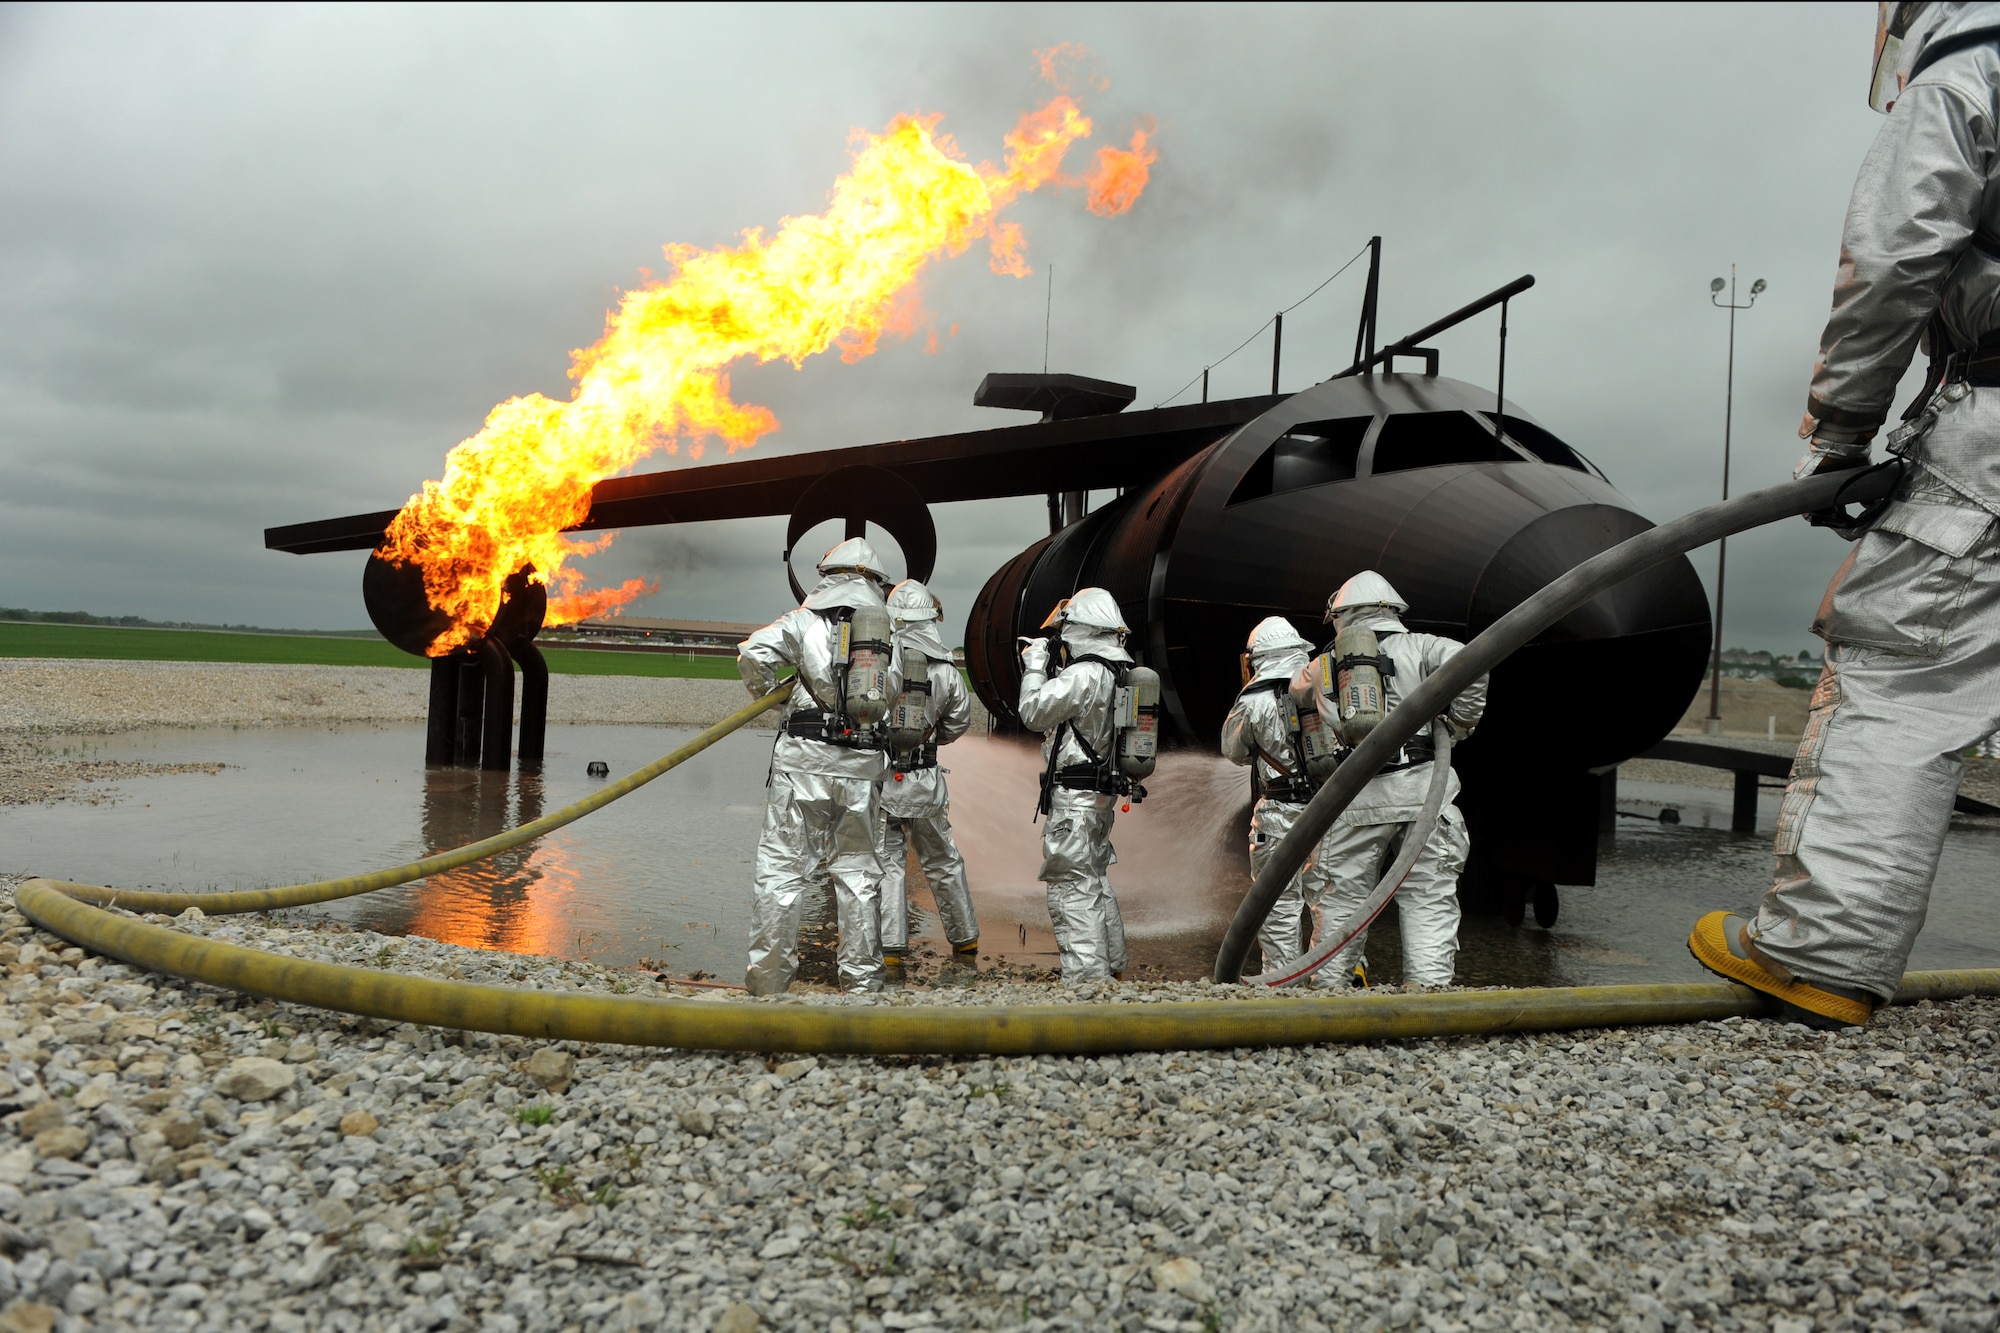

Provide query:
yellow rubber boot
left=940, top=941, right=979, bottom=986
left=1688, top=912, right=1875, bottom=1028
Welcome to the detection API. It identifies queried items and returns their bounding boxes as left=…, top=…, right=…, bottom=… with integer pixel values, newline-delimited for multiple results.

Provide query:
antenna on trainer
left=1043, top=263, right=1054, bottom=375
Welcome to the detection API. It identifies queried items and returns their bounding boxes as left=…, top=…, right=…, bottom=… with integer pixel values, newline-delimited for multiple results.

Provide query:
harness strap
left=1337, top=735, right=1437, bottom=773
left=1034, top=656, right=1131, bottom=819
left=890, top=742, right=939, bottom=773
left=784, top=708, right=880, bottom=751
left=1237, top=672, right=1320, bottom=801
left=1052, top=764, right=1124, bottom=794
left=788, top=605, right=854, bottom=718
left=1258, top=779, right=1319, bottom=806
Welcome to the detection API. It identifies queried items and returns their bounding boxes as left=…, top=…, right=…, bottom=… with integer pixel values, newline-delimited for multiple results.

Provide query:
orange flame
left=1085, top=126, right=1157, bottom=217
left=380, top=56, right=1155, bottom=655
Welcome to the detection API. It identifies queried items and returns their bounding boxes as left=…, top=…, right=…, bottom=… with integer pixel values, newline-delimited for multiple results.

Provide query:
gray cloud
left=0, top=3, right=1896, bottom=652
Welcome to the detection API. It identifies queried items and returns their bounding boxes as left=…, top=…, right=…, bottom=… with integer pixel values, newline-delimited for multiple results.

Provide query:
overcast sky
left=0, top=2, right=1905, bottom=654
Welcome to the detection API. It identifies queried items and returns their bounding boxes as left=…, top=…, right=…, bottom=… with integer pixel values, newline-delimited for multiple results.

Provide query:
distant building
left=562, top=616, right=763, bottom=647
left=1718, top=646, right=1821, bottom=683
left=557, top=614, right=967, bottom=665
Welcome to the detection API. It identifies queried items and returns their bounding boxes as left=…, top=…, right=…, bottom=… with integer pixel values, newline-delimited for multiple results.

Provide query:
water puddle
left=5, top=723, right=1998, bottom=986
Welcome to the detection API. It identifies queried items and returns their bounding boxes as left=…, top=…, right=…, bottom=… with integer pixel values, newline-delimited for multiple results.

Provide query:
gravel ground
left=0, top=746, right=224, bottom=810
left=1618, top=758, right=1739, bottom=792
left=0, top=873, right=1995, bottom=1333
left=0, top=661, right=767, bottom=807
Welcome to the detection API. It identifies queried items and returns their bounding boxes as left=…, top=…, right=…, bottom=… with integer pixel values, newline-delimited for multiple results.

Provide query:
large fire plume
left=380, top=50, right=1156, bottom=655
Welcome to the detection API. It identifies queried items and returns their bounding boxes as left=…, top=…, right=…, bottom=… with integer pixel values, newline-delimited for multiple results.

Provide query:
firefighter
left=737, top=539, right=900, bottom=994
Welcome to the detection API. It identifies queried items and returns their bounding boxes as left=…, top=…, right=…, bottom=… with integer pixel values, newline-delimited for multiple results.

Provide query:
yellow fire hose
left=14, top=676, right=2000, bottom=1054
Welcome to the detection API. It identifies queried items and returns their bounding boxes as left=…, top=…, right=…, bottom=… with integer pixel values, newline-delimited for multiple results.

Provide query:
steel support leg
left=1732, top=769, right=1758, bottom=833
left=455, top=658, right=485, bottom=767
left=425, top=658, right=458, bottom=765
left=511, top=639, right=548, bottom=768
left=477, top=637, right=514, bottom=773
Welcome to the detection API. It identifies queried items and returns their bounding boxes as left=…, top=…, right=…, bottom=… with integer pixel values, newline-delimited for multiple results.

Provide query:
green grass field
left=0, top=621, right=741, bottom=679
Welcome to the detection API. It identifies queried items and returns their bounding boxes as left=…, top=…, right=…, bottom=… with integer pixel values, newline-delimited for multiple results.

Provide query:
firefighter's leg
left=1247, top=798, right=1310, bottom=972
left=825, top=773, right=887, bottom=994
left=1042, top=789, right=1121, bottom=982
left=1308, top=819, right=1397, bottom=984
left=907, top=809, right=980, bottom=952
left=877, top=812, right=910, bottom=961
left=1395, top=805, right=1470, bottom=989
left=747, top=770, right=826, bottom=995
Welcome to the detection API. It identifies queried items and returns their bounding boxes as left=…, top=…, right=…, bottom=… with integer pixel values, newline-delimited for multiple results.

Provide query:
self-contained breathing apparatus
left=1240, top=677, right=1320, bottom=805
left=1326, top=621, right=1393, bottom=745
left=884, top=646, right=938, bottom=781
left=1290, top=628, right=1436, bottom=778
left=1290, top=671, right=1342, bottom=783
left=785, top=601, right=894, bottom=749
left=1034, top=651, right=1161, bottom=819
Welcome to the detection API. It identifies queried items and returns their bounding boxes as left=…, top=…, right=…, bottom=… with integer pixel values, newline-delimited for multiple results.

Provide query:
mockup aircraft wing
left=263, top=394, right=1280, bottom=555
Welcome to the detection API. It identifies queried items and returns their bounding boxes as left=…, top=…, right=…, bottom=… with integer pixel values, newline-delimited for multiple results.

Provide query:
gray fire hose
left=1244, top=719, right=1453, bottom=987
left=1214, top=462, right=1905, bottom=984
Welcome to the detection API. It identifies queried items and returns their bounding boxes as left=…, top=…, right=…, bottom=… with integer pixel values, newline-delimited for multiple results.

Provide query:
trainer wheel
left=1531, top=880, right=1559, bottom=929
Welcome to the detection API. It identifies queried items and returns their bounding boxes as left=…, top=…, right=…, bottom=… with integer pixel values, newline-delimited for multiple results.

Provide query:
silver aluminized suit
left=738, top=573, right=902, bottom=995
left=1018, top=626, right=1131, bottom=982
left=1745, top=3, right=2000, bottom=1000
left=878, top=622, right=980, bottom=959
left=1220, top=646, right=1325, bottom=974
left=1296, top=610, right=1487, bottom=988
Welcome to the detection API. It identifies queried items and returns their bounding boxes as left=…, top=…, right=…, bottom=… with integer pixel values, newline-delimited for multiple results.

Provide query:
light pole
left=1704, top=266, right=1767, bottom=736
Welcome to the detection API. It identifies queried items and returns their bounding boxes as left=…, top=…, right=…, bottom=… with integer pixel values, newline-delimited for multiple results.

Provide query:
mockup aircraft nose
left=1470, top=502, right=1712, bottom=644
left=1466, top=501, right=1714, bottom=768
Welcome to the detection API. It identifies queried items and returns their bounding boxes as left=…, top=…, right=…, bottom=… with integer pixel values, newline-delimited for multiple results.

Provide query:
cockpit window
left=1487, top=414, right=1591, bottom=472
left=1368, top=411, right=1523, bottom=474
left=1226, top=417, right=1370, bottom=505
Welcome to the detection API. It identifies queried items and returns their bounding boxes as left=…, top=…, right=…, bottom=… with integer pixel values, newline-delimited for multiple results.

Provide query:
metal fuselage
left=964, top=374, right=1712, bottom=896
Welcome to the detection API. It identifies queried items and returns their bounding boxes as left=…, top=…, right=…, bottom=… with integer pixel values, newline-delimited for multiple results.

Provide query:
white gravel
left=0, top=660, right=762, bottom=736
left=7, top=661, right=2000, bottom=1331
left=0, top=874, right=1995, bottom=1333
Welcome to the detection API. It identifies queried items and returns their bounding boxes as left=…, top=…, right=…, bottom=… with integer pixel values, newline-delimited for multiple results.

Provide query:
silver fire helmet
left=1040, top=587, right=1127, bottom=635
left=1325, top=570, right=1409, bottom=623
left=816, top=537, right=891, bottom=587
left=1245, top=616, right=1312, bottom=656
left=886, top=579, right=943, bottom=623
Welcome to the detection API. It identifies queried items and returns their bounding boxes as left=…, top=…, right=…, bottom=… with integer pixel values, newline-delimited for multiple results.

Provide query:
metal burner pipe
left=477, top=636, right=514, bottom=773
left=424, top=658, right=458, bottom=765
left=454, top=655, right=484, bottom=765
left=511, top=639, right=549, bottom=768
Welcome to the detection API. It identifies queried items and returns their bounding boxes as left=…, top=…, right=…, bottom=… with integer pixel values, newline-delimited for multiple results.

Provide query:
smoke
left=627, top=528, right=733, bottom=579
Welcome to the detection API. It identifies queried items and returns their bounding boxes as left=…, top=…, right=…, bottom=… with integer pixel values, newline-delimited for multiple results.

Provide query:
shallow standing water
left=5, top=723, right=1999, bottom=986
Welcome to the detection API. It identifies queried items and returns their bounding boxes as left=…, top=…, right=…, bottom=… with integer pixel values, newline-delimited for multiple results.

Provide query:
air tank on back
left=1116, top=664, right=1162, bottom=780
left=884, top=646, right=933, bottom=756
left=842, top=602, right=894, bottom=729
